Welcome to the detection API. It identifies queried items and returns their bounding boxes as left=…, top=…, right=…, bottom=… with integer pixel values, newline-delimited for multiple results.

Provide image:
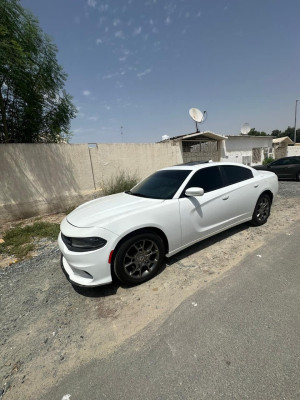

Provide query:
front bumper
left=58, top=219, right=119, bottom=287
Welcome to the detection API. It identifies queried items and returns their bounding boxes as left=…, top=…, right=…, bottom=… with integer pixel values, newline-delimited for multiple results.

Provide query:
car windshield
left=128, top=169, right=191, bottom=199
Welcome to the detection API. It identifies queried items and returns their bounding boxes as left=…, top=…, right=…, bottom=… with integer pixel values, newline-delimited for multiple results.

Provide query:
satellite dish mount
left=189, top=108, right=207, bottom=133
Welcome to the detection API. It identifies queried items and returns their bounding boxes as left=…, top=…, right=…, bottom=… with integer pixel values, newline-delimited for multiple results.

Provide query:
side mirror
left=185, top=187, right=204, bottom=197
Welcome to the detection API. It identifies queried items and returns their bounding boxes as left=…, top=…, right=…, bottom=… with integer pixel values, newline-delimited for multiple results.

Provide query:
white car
left=58, top=162, right=278, bottom=287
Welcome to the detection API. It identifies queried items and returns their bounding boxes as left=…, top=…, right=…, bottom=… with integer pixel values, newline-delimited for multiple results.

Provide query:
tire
left=296, top=172, right=300, bottom=182
left=113, top=232, right=165, bottom=285
left=251, top=193, right=271, bottom=226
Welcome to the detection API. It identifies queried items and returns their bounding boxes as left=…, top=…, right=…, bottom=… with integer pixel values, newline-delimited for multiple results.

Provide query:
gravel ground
left=1, top=181, right=300, bottom=400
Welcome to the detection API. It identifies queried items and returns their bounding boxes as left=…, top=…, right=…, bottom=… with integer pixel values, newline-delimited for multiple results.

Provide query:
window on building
left=252, top=148, right=261, bottom=163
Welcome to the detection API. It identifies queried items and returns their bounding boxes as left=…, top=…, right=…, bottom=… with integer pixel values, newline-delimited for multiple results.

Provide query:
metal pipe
left=294, top=99, right=299, bottom=144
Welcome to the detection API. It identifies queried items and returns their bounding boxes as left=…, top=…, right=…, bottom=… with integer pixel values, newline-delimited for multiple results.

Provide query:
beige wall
left=0, top=142, right=182, bottom=222
left=287, top=145, right=300, bottom=157
left=89, top=142, right=182, bottom=188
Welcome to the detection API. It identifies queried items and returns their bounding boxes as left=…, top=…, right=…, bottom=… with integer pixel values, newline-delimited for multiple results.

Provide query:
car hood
left=66, top=192, right=164, bottom=229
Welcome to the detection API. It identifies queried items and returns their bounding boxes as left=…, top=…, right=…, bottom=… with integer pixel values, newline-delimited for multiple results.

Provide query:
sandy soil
left=0, top=181, right=299, bottom=400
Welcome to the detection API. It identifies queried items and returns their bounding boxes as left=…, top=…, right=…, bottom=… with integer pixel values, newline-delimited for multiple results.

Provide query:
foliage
left=0, top=221, right=60, bottom=259
left=271, top=127, right=300, bottom=143
left=248, top=128, right=269, bottom=136
left=262, top=156, right=274, bottom=165
left=102, top=170, right=139, bottom=196
left=0, top=0, right=77, bottom=143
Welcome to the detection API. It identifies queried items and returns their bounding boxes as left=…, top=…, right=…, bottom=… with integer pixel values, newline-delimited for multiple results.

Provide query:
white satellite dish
left=189, top=108, right=204, bottom=123
left=241, top=123, right=251, bottom=135
left=189, top=108, right=207, bottom=132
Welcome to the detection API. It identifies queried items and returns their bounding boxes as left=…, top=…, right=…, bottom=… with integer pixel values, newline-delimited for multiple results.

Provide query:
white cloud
left=105, top=105, right=111, bottom=110
left=133, top=26, right=142, bottom=36
left=165, top=16, right=171, bottom=25
left=113, top=19, right=121, bottom=26
left=87, top=0, right=97, bottom=8
left=137, top=68, right=152, bottom=79
left=115, top=30, right=125, bottom=39
left=96, top=38, right=102, bottom=45
left=88, top=116, right=98, bottom=121
left=83, top=90, right=91, bottom=96
left=119, top=56, right=127, bottom=62
left=103, top=74, right=113, bottom=80
left=99, top=3, right=109, bottom=12
left=115, top=81, right=124, bottom=89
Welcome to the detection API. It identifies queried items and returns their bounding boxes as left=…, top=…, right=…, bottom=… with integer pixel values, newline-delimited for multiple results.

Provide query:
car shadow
left=73, top=222, right=251, bottom=298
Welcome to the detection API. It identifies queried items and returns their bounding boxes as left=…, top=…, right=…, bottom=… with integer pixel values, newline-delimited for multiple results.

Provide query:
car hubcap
left=123, top=239, right=159, bottom=279
left=256, top=197, right=270, bottom=222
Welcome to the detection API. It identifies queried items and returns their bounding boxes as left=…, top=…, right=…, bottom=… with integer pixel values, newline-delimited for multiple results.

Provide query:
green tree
left=248, top=128, right=269, bottom=136
left=272, top=127, right=300, bottom=143
left=0, top=0, right=77, bottom=143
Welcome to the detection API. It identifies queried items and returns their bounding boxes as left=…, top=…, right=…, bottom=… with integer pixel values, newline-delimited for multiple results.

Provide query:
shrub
left=102, top=171, right=139, bottom=196
left=263, top=156, right=274, bottom=165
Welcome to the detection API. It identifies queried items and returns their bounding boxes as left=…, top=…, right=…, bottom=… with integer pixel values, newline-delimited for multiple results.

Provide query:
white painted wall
left=287, top=146, right=300, bottom=156
left=220, top=136, right=274, bottom=165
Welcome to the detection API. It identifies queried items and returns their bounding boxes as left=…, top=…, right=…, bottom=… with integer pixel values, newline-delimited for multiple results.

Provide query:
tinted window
left=183, top=166, right=223, bottom=194
left=271, top=158, right=300, bottom=166
left=221, top=165, right=253, bottom=185
left=129, top=169, right=191, bottom=199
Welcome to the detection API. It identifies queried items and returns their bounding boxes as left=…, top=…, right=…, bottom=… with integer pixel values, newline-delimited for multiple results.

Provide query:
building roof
left=273, top=136, right=294, bottom=145
left=227, top=135, right=274, bottom=139
left=162, top=131, right=227, bottom=142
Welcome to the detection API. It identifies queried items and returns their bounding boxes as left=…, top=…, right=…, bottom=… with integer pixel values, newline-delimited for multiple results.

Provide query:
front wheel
left=113, top=232, right=165, bottom=285
left=251, top=194, right=271, bottom=226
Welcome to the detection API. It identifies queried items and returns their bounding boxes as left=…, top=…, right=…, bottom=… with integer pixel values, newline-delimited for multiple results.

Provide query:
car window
left=271, top=158, right=294, bottom=166
left=129, top=169, right=191, bottom=199
left=182, top=166, right=224, bottom=194
left=221, top=165, right=253, bottom=186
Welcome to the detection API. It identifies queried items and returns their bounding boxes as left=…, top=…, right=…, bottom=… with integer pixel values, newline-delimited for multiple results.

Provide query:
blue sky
left=21, top=0, right=300, bottom=143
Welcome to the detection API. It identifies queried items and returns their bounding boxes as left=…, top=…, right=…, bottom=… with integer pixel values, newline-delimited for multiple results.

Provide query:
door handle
left=254, top=184, right=259, bottom=188
left=222, top=196, right=229, bottom=200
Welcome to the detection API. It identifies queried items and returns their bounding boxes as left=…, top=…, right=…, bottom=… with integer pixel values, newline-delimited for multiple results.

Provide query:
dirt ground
left=0, top=181, right=299, bottom=400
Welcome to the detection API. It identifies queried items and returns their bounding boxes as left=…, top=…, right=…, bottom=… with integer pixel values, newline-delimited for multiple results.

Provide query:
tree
left=0, top=0, right=77, bottom=143
left=272, top=127, right=300, bottom=143
left=247, top=128, right=269, bottom=136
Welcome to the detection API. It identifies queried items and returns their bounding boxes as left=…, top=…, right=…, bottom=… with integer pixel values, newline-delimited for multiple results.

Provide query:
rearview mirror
left=185, top=187, right=204, bottom=197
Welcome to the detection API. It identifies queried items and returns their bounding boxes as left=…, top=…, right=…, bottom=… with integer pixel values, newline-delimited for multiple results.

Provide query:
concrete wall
left=221, top=136, right=273, bottom=165
left=0, top=142, right=182, bottom=222
left=287, top=145, right=300, bottom=156
left=89, top=142, right=182, bottom=188
left=0, top=143, right=100, bottom=222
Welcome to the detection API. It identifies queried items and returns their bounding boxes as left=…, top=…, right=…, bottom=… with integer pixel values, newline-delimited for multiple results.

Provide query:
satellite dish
left=241, top=123, right=251, bottom=135
left=189, top=108, right=204, bottom=122
left=161, top=135, right=170, bottom=141
left=189, top=108, right=207, bottom=132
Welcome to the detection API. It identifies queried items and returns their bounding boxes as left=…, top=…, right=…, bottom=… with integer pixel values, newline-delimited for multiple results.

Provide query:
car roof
left=161, top=161, right=253, bottom=171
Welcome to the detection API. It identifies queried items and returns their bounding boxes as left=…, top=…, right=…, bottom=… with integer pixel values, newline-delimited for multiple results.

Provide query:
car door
left=269, top=158, right=294, bottom=178
left=178, top=166, right=232, bottom=246
left=220, top=165, right=258, bottom=221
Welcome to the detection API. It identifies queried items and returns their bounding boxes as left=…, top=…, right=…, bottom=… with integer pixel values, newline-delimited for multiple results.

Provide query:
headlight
left=61, top=233, right=107, bottom=252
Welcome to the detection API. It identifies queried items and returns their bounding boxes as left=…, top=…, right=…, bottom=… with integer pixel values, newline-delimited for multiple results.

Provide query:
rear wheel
left=113, top=232, right=165, bottom=285
left=251, top=194, right=271, bottom=226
